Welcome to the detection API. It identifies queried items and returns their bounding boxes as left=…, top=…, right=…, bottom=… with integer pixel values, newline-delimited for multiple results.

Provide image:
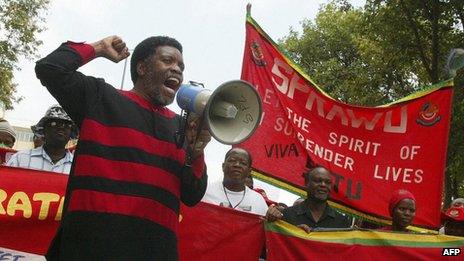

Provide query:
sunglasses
left=46, top=120, right=73, bottom=129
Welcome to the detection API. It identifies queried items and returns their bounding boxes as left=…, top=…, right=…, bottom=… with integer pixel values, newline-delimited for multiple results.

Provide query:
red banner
left=0, top=166, right=265, bottom=259
left=2, top=167, right=464, bottom=259
left=179, top=202, right=264, bottom=261
left=266, top=221, right=464, bottom=261
left=0, top=147, right=16, bottom=165
left=239, top=14, right=453, bottom=230
left=0, top=166, right=66, bottom=255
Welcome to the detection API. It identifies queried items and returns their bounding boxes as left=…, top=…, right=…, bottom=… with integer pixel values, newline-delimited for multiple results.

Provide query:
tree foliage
left=280, top=0, right=464, bottom=204
left=0, top=0, right=49, bottom=110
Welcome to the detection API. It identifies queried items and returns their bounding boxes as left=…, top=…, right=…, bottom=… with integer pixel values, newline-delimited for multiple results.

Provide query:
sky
left=5, top=0, right=364, bottom=205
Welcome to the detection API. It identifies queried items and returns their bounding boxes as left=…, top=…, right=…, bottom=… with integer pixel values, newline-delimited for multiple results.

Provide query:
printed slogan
left=239, top=15, right=453, bottom=229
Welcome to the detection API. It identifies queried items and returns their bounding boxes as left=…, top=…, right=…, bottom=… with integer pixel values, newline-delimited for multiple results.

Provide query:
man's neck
left=43, top=144, right=66, bottom=164
left=392, top=223, right=408, bottom=232
left=223, top=181, right=246, bottom=192
left=306, top=198, right=327, bottom=222
left=130, top=86, right=149, bottom=101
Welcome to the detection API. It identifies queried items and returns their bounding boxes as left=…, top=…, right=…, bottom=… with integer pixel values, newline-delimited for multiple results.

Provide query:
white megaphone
left=176, top=80, right=262, bottom=145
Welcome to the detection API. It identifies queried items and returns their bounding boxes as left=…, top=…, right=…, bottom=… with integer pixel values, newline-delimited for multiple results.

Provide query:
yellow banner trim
left=252, top=170, right=438, bottom=234
left=271, top=220, right=462, bottom=244
left=245, top=15, right=454, bottom=108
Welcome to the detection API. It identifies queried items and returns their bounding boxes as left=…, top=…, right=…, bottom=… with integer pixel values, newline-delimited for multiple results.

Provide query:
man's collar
left=30, top=146, right=45, bottom=156
left=295, top=200, right=308, bottom=215
left=120, top=90, right=175, bottom=117
left=296, top=200, right=335, bottom=219
left=63, top=149, right=74, bottom=162
left=30, top=146, right=73, bottom=163
left=222, top=181, right=246, bottom=193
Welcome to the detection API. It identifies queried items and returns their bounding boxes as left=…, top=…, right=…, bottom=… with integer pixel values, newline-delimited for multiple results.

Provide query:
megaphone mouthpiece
left=210, top=100, right=238, bottom=119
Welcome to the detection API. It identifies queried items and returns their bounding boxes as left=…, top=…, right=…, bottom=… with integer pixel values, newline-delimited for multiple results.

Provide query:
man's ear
left=222, top=163, right=225, bottom=173
left=137, top=61, right=146, bottom=78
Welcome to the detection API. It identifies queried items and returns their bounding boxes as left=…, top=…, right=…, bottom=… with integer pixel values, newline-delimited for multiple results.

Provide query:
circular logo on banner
left=416, top=102, right=441, bottom=126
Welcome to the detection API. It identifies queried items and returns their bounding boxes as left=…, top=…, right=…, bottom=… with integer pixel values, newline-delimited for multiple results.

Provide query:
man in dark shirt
left=266, top=166, right=351, bottom=232
left=35, top=36, right=211, bottom=260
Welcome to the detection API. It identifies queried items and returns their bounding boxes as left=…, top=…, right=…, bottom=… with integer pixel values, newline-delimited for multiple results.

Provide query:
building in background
left=12, top=126, right=34, bottom=150
left=11, top=125, right=77, bottom=151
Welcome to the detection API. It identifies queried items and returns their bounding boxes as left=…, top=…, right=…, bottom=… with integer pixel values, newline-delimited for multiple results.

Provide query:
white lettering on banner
left=400, top=145, right=421, bottom=160
left=383, top=106, right=408, bottom=133
left=271, top=58, right=292, bottom=95
left=263, top=88, right=273, bottom=105
left=346, top=109, right=383, bottom=130
left=286, top=108, right=311, bottom=133
left=272, top=58, right=309, bottom=99
left=328, top=132, right=381, bottom=156
left=260, top=111, right=265, bottom=125
left=274, top=117, right=294, bottom=136
left=296, top=132, right=354, bottom=171
left=271, top=58, right=408, bottom=133
left=262, top=88, right=281, bottom=108
left=373, top=164, right=423, bottom=184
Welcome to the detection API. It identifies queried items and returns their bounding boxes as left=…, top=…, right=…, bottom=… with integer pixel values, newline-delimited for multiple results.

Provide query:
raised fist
left=91, top=35, right=130, bottom=63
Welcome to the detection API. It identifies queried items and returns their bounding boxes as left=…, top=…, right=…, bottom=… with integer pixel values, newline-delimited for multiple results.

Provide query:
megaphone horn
left=176, top=80, right=262, bottom=145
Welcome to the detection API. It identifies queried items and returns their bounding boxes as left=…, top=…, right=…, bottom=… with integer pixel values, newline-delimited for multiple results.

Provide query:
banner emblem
left=250, top=41, right=266, bottom=66
left=416, top=102, right=441, bottom=126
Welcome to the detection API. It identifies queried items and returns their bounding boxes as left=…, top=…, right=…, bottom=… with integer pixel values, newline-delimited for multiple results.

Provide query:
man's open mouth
left=164, top=77, right=180, bottom=90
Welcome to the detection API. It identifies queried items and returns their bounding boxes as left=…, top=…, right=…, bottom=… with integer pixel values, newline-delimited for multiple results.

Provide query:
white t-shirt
left=202, top=181, right=268, bottom=216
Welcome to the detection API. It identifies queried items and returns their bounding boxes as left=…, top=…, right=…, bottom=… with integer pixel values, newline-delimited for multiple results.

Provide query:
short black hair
left=302, top=165, right=327, bottom=185
left=224, top=147, right=252, bottom=167
left=130, top=36, right=183, bottom=83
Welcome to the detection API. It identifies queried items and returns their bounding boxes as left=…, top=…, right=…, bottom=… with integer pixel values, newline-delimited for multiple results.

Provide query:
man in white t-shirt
left=202, top=147, right=268, bottom=216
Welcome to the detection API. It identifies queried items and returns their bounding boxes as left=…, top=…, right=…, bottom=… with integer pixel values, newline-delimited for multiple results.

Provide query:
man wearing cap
left=6, top=105, right=76, bottom=174
left=450, top=198, right=464, bottom=208
left=442, top=207, right=464, bottom=237
left=439, top=198, right=464, bottom=236
left=0, top=119, right=16, bottom=149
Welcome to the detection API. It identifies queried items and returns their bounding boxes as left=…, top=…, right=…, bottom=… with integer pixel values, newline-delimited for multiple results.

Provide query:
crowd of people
left=0, top=34, right=463, bottom=260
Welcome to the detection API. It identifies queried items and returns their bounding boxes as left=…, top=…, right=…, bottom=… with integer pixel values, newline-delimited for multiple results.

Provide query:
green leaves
left=280, top=0, right=464, bottom=203
left=0, top=0, right=49, bottom=110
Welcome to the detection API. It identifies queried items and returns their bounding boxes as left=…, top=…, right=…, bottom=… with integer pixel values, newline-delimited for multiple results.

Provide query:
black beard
left=142, top=75, right=173, bottom=106
left=151, top=92, right=174, bottom=106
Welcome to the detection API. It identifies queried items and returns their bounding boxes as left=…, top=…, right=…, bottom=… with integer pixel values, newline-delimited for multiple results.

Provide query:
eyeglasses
left=46, top=120, right=73, bottom=129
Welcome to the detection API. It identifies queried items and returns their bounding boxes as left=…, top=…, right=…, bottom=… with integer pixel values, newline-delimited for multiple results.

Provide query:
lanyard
left=223, top=185, right=246, bottom=209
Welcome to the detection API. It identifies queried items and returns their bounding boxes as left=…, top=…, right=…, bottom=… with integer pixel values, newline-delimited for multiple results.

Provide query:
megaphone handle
left=175, top=110, right=189, bottom=149
left=185, top=113, right=206, bottom=167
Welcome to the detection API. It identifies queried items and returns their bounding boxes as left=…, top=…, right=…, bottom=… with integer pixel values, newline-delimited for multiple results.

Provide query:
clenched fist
left=91, top=35, right=130, bottom=63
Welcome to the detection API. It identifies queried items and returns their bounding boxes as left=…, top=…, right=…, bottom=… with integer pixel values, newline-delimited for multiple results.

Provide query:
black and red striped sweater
left=35, top=42, right=207, bottom=260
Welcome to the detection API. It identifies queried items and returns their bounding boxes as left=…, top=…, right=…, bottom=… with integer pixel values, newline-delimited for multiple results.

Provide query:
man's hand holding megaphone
left=185, top=114, right=212, bottom=161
